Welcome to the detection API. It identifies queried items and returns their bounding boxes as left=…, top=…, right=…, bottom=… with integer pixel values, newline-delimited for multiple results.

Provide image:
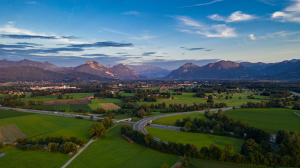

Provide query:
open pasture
left=99, top=103, right=121, bottom=110
left=152, top=112, right=208, bottom=126
left=67, top=124, right=179, bottom=168
left=134, top=92, right=269, bottom=107
left=0, top=124, right=27, bottom=143
left=147, top=127, right=244, bottom=154
left=225, top=108, right=300, bottom=134
left=0, top=109, right=93, bottom=140
left=21, top=92, right=95, bottom=102
left=43, top=99, right=92, bottom=105
left=0, top=146, right=71, bottom=168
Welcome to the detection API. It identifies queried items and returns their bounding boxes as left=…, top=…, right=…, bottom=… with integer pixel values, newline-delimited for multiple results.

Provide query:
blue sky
left=0, top=0, right=299, bottom=70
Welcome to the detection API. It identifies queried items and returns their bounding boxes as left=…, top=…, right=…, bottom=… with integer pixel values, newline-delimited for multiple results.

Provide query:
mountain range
left=166, top=59, right=300, bottom=80
left=0, top=59, right=299, bottom=82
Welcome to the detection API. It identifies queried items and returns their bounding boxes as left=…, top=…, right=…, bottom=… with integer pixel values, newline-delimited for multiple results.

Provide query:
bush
left=0, top=141, right=5, bottom=148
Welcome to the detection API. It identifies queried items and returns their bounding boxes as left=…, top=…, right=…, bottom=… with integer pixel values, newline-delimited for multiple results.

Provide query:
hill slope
left=0, top=66, right=111, bottom=82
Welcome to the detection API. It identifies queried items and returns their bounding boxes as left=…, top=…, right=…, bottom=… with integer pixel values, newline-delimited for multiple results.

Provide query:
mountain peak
left=182, top=63, right=198, bottom=68
left=85, top=61, right=103, bottom=67
left=208, top=60, right=241, bottom=69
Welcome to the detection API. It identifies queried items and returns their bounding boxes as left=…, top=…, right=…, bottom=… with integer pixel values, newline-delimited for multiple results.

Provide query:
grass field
left=27, top=98, right=124, bottom=112
left=0, top=146, right=70, bottom=168
left=21, top=93, right=95, bottom=102
left=152, top=112, right=208, bottom=126
left=147, top=128, right=244, bottom=154
left=134, top=92, right=269, bottom=107
left=67, top=124, right=180, bottom=168
left=0, top=109, right=93, bottom=140
left=225, top=108, right=300, bottom=134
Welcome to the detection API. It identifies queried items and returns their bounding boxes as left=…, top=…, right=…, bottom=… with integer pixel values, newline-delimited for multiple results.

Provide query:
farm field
left=152, top=112, right=208, bottom=126
left=147, top=127, right=244, bottom=154
left=225, top=108, right=300, bottom=134
left=99, top=103, right=121, bottom=110
left=0, top=124, right=27, bottom=143
left=25, top=98, right=123, bottom=112
left=134, top=92, right=269, bottom=107
left=67, top=124, right=180, bottom=168
left=0, top=146, right=70, bottom=168
left=0, top=109, right=93, bottom=140
left=21, top=92, right=95, bottom=102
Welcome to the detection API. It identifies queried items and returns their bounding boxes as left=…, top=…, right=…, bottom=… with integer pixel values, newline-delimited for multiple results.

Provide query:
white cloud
left=175, top=16, right=237, bottom=38
left=249, top=34, right=256, bottom=40
left=180, top=0, right=223, bottom=8
left=122, top=11, right=140, bottom=15
left=0, top=22, right=85, bottom=44
left=208, top=11, right=257, bottom=22
left=271, top=0, right=300, bottom=23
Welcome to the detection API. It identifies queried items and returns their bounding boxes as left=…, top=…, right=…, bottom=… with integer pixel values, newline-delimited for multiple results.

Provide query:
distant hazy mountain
left=110, top=64, right=141, bottom=79
left=240, top=62, right=275, bottom=71
left=0, top=59, right=69, bottom=71
left=166, top=61, right=257, bottom=79
left=260, top=60, right=300, bottom=75
left=126, top=65, right=170, bottom=78
left=261, top=60, right=300, bottom=80
left=0, top=66, right=112, bottom=82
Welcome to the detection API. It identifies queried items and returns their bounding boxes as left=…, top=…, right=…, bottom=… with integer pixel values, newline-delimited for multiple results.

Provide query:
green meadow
left=67, top=124, right=179, bottom=168
left=147, top=127, right=244, bottom=154
left=152, top=112, right=208, bottom=126
left=0, top=146, right=70, bottom=168
left=0, top=109, right=93, bottom=140
left=225, top=108, right=300, bottom=134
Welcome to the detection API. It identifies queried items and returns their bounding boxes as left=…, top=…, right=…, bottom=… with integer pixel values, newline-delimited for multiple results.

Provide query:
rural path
left=61, top=124, right=118, bottom=168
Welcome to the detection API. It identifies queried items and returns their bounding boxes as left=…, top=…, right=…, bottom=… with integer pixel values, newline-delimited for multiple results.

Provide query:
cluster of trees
left=241, top=99, right=291, bottom=108
left=261, top=89, right=291, bottom=98
left=88, top=116, right=113, bottom=138
left=0, top=95, right=25, bottom=107
left=193, top=91, right=206, bottom=98
left=16, top=135, right=86, bottom=146
left=94, top=91, right=115, bottom=98
left=292, top=100, right=300, bottom=110
left=172, top=92, right=182, bottom=95
left=203, top=109, right=270, bottom=143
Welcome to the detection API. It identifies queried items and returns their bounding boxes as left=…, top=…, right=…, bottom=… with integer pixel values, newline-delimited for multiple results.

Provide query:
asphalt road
left=133, top=106, right=239, bottom=142
left=0, top=106, right=119, bottom=122
left=291, top=91, right=300, bottom=97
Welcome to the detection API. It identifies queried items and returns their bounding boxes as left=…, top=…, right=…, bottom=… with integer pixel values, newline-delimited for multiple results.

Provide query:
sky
left=0, top=0, right=299, bottom=70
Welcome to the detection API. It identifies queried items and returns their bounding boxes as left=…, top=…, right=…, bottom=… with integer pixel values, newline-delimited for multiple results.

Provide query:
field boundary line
left=61, top=124, right=118, bottom=168
left=295, top=111, right=300, bottom=117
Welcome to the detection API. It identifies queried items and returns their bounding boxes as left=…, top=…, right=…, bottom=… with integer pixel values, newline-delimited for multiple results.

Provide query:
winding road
left=133, top=107, right=239, bottom=142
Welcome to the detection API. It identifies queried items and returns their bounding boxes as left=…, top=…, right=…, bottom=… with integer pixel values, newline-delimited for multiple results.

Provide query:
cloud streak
left=142, top=52, right=156, bottom=56
left=180, top=0, right=223, bottom=8
left=122, top=11, right=140, bottom=15
left=68, top=41, right=134, bottom=48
